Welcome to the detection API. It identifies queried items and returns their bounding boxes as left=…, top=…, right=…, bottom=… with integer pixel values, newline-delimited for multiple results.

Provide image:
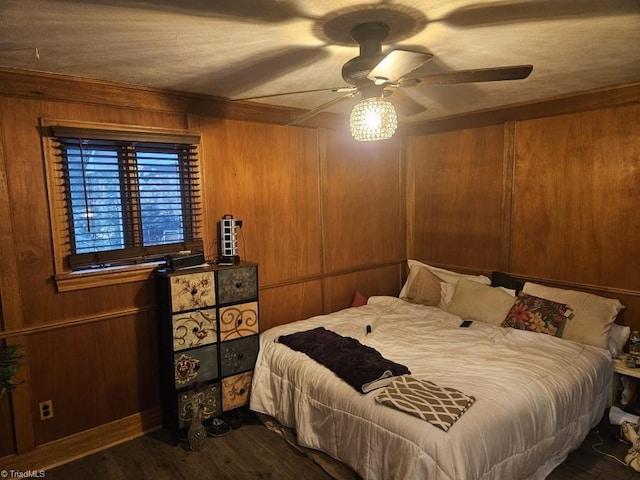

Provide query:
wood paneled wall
left=0, top=66, right=637, bottom=470
left=199, top=119, right=404, bottom=329
left=407, top=124, right=506, bottom=269
left=0, top=70, right=405, bottom=468
left=511, top=106, right=640, bottom=286
left=407, top=103, right=640, bottom=331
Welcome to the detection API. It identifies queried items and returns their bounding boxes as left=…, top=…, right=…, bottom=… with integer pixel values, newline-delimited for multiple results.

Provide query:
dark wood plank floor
left=45, top=411, right=640, bottom=480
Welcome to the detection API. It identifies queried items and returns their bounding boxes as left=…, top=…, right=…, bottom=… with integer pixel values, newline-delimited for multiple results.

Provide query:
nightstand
left=611, top=355, right=640, bottom=406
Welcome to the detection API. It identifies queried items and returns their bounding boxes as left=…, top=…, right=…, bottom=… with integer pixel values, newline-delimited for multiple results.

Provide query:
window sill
left=54, top=262, right=164, bottom=292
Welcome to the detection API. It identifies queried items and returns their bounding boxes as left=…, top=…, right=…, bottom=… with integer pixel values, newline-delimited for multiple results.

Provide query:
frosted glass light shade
left=349, top=97, right=398, bottom=141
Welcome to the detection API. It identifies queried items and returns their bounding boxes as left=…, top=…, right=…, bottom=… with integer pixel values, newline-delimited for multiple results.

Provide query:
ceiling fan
left=234, top=21, right=533, bottom=138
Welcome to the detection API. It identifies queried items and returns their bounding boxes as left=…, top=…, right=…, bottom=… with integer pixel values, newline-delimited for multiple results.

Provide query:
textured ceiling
left=1, top=0, right=639, bottom=124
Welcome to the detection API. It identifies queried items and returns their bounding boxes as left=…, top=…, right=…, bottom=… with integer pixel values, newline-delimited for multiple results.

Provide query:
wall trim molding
left=260, top=259, right=405, bottom=291
left=0, top=259, right=406, bottom=339
left=501, top=273, right=640, bottom=299
left=428, top=261, right=640, bottom=299
left=402, top=82, right=640, bottom=136
left=2, top=67, right=637, bottom=138
left=0, top=305, right=154, bottom=340
left=0, top=407, right=161, bottom=471
left=1, top=259, right=406, bottom=339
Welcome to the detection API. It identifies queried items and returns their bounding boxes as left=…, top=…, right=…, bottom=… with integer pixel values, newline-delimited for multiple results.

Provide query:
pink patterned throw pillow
left=501, top=292, right=572, bottom=336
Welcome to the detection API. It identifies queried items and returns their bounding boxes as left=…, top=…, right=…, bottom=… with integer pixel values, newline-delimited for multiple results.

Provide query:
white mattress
left=250, top=296, right=611, bottom=480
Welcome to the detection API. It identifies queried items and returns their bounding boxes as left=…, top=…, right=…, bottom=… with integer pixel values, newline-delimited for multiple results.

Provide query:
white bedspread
left=250, top=296, right=611, bottom=480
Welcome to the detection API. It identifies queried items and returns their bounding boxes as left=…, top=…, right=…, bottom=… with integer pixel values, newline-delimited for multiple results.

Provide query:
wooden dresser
left=155, top=261, right=259, bottom=444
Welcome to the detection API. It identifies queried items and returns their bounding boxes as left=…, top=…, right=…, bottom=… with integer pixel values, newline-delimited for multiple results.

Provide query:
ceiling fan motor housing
left=342, top=22, right=390, bottom=86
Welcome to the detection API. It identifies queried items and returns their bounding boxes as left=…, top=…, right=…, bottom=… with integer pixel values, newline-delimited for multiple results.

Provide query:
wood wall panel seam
left=499, top=122, right=516, bottom=270
left=404, top=137, right=416, bottom=260
left=0, top=102, right=35, bottom=455
left=398, top=138, right=409, bottom=265
left=0, top=104, right=24, bottom=332
left=6, top=335, right=35, bottom=454
left=317, top=128, right=328, bottom=312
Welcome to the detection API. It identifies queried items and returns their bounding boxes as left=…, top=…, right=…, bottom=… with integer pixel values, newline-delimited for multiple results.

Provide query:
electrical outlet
left=39, top=400, right=54, bottom=420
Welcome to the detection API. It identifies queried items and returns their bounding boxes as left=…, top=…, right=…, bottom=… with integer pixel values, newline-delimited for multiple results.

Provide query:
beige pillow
left=401, top=265, right=441, bottom=306
left=399, top=260, right=491, bottom=309
left=523, top=282, right=624, bottom=349
left=447, top=278, right=516, bottom=326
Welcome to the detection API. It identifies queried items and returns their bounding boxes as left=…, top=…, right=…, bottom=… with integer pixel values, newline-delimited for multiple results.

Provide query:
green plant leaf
left=0, top=344, right=24, bottom=394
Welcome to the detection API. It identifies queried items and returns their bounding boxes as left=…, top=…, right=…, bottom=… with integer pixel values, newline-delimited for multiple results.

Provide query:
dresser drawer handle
left=235, top=281, right=242, bottom=289
left=191, top=287, right=198, bottom=296
left=237, top=353, right=244, bottom=360
left=239, top=388, right=245, bottom=395
left=237, top=317, right=243, bottom=326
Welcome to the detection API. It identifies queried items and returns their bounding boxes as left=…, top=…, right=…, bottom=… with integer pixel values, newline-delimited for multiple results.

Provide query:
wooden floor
left=45, top=411, right=640, bottom=480
left=548, top=425, right=640, bottom=480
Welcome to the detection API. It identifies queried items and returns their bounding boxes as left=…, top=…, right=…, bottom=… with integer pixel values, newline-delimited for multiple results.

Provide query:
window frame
left=41, top=119, right=203, bottom=292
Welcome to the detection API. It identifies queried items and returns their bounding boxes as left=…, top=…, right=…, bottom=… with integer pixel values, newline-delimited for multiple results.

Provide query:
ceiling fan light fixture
left=349, top=96, right=397, bottom=141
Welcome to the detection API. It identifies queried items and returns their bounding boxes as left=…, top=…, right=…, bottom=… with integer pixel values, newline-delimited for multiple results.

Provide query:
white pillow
left=608, top=323, right=631, bottom=357
left=399, top=260, right=491, bottom=309
left=446, top=278, right=516, bottom=326
left=523, top=282, right=625, bottom=349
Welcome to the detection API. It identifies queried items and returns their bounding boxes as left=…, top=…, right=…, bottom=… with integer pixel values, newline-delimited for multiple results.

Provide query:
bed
left=250, top=261, right=626, bottom=480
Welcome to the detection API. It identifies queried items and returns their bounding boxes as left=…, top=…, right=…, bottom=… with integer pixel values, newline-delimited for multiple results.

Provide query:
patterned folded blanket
left=375, top=375, right=476, bottom=432
left=277, top=327, right=410, bottom=393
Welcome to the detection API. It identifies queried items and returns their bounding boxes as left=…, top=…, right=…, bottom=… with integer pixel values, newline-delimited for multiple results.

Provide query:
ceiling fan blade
left=368, top=49, right=434, bottom=84
left=232, top=86, right=355, bottom=102
left=186, top=0, right=314, bottom=23
left=287, top=91, right=357, bottom=126
left=440, top=0, right=635, bottom=28
left=60, top=0, right=313, bottom=24
left=211, top=47, right=331, bottom=98
left=402, top=65, right=533, bottom=87
left=386, top=88, right=427, bottom=117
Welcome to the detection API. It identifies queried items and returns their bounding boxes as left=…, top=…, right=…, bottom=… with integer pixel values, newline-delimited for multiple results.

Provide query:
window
left=42, top=120, right=203, bottom=288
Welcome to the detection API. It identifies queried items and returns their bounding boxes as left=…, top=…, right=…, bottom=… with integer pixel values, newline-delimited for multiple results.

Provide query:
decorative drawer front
left=217, top=266, right=257, bottom=304
left=172, top=308, right=217, bottom=351
left=220, top=335, right=259, bottom=377
left=219, top=301, right=259, bottom=341
left=177, top=383, right=221, bottom=428
left=174, top=345, right=218, bottom=389
left=222, top=371, right=252, bottom=412
left=170, top=272, right=216, bottom=312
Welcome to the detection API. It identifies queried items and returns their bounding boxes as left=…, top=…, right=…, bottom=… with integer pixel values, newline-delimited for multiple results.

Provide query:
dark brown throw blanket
left=277, top=327, right=410, bottom=393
